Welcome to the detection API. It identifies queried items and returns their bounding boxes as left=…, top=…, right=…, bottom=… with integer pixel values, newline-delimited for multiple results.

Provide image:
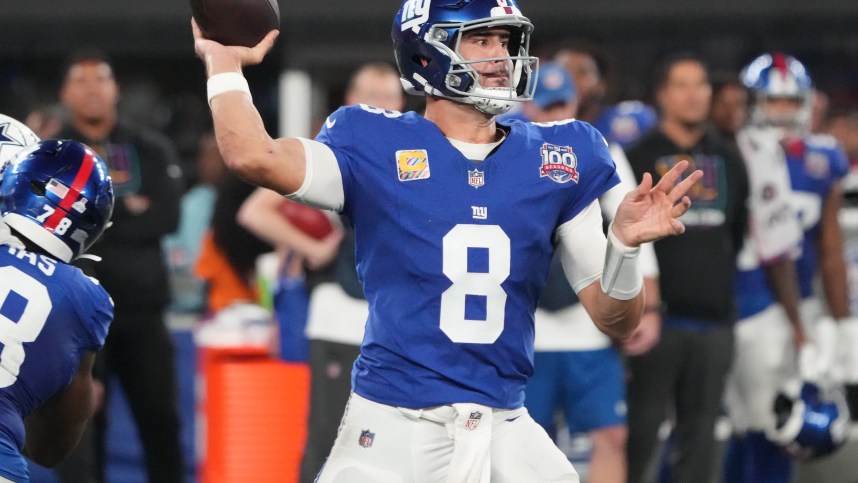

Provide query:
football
left=278, top=199, right=335, bottom=240
left=191, top=0, right=280, bottom=47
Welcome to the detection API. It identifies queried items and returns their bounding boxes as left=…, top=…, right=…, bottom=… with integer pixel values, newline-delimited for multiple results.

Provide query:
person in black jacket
left=624, top=53, right=749, bottom=483
left=53, top=49, right=185, bottom=483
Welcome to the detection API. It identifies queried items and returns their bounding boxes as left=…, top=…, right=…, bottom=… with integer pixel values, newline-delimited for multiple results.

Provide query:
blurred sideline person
left=826, top=110, right=858, bottom=169
left=624, top=53, right=749, bottom=483
left=723, top=52, right=854, bottom=482
left=237, top=61, right=404, bottom=483
left=24, top=104, right=65, bottom=141
left=553, top=44, right=657, bottom=150
left=0, top=119, right=115, bottom=483
left=192, top=0, right=703, bottom=480
left=56, top=49, right=186, bottom=483
left=500, top=63, right=662, bottom=483
left=709, top=73, right=748, bottom=144
left=163, top=132, right=229, bottom=314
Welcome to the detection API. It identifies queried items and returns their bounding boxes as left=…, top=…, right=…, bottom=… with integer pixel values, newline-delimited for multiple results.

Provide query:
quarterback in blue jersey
left=193, top=0, right=700, bottom=480
left=0, top=124, right=114, bottom=482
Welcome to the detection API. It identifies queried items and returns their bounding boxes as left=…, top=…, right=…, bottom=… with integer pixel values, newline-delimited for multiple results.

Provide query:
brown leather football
left=191, top=0, right=280, bottom=47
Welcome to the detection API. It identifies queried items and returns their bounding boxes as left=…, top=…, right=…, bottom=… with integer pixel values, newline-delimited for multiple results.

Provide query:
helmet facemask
left=423, top=17, right=538, bottom=115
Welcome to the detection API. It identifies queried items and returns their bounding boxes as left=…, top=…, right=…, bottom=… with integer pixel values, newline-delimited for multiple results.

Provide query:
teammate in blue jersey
left=0, top=124, right=114, bottom=482
left=724, top=53, right=854, bottom=482
left=192, top=0, right=701, bottom=480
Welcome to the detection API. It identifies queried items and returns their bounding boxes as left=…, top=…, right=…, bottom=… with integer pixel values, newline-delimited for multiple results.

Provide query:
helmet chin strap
left=464, top=85, right=521, bottom=116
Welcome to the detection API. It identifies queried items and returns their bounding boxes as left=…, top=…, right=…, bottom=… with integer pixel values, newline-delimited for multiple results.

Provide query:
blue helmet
left=767, top=381, right=851, bottom=460
left=593, top=101, right=658, bottom=149
left=741, top=52, right=813, bottom=130
left=392, top=0, right=539, bottom=115
left=0, top=140, right=114, bottom=263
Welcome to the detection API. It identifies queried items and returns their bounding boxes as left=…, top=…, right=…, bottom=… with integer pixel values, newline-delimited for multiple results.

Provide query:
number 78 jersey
left=318, top=105, right=619, bottom=409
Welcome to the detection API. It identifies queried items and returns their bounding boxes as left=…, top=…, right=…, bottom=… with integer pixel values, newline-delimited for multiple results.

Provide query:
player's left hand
left=621, top=310, right=661, bottom=356
left=611, top=160, right=703, bottom=246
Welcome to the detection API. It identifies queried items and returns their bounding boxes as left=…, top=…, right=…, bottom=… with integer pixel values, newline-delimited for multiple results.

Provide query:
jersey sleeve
left=69, top=274, right=114, bottom=351
left=315, top=106, right=359, bottom=214
left=557, top=122, right=621, bottom=226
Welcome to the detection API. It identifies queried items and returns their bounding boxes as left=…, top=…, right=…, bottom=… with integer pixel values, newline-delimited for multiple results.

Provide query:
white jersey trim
left=287, top=138, right=345, bottom=212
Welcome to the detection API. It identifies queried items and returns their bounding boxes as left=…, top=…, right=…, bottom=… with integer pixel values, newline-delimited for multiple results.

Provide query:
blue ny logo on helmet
left=0, top=140, right=114, bottom=263
left=392, top=0, right=539, bottom=116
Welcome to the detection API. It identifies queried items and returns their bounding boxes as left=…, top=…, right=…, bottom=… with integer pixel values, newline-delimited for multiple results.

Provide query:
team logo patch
left=396, top=149, right=431, bottom=182
left=539, top=143, right=579, bottom=184
left=465, top=411, right=483, bottom=431
left=468, top=169, right=485, bottom=188
left=358, top=429, right=375, bottom=448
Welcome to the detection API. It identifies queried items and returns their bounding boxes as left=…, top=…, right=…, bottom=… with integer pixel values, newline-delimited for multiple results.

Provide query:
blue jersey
left=592, top=101, right=658, bottom=150
left=316, top=105, right=619, bottom=409
left=0, top=246, right=112, bottom=482
left=784, top=135, right=849, bottom=298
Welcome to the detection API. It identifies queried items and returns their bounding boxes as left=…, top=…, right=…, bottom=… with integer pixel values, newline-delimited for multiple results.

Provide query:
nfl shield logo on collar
left=358, top=429, right=375, bottom=448
left=465, top=411, right=483, bottom=431
left=468, top=169, right=485, bottom=188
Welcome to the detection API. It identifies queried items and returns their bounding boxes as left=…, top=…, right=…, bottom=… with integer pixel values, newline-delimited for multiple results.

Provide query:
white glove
left=799, top=343, right=823, bottom=382
left=799, top=317, right=839, bottom=383
left=837, top=316, right=858, bottom=384
left=816, top=316, right=839, bottom=378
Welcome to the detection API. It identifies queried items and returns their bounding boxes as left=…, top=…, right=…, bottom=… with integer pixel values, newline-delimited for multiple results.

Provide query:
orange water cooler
left=197, top=345, right=310, bottom=483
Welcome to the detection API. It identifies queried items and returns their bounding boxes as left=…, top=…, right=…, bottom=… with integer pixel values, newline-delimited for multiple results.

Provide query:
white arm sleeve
left=556, top=200, right=607, bottom=293
left=600, top=144, right=659, bottom=277
left=285, top=138, right=345, bottom=212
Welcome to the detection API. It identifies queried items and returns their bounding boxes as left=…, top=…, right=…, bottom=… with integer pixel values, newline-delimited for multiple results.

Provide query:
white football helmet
left=0, top=113, right=40, bottom=167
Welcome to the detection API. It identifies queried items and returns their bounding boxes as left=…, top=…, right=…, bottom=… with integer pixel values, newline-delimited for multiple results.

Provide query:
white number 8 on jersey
left=0, top=266, right=52, bottom=388
left=440, top=224, right=510, bottom=344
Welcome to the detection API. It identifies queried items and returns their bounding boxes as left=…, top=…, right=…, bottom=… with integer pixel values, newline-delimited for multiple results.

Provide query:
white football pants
left=315, top=393, right=579, bottom=483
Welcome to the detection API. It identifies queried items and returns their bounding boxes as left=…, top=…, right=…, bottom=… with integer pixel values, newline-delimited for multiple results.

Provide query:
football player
left=0, top=123, right=114, bottom=482
left=723, top=52, right=853, bottom=482
left=192, top=0, right=701, bottom=480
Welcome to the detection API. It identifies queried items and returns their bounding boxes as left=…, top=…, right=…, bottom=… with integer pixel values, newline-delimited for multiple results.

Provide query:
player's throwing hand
left=191, top=18, right=279, bottom=74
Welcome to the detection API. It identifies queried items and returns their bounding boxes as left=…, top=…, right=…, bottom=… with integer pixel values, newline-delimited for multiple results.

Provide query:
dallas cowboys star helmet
left=392, top=0, right=539, bottom=115
left=0, top=140, right=114, bottom=262
left=0, top=113, right=40, bottom=167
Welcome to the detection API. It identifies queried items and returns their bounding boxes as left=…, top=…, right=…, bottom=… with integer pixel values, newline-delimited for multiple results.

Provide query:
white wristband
left=207, top=72, right=251, bottom=105
left=600, top=223, right=643, bottom=300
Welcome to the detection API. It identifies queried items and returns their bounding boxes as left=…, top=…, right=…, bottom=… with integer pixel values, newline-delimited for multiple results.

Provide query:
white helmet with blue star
left=0, top=113, right=40, bottom=167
